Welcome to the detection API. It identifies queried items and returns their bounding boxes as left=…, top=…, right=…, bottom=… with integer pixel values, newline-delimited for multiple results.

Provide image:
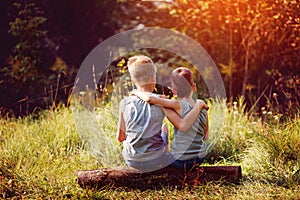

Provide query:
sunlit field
left=1, top=100, right=299, bottom=199
left=0, top=0, right=299, bottom=198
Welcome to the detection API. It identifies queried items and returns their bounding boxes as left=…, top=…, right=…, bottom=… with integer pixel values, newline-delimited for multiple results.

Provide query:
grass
left=0, top=100, right=299, bottom=199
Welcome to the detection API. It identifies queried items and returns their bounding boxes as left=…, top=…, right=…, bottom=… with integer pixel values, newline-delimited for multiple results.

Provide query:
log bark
left=77, top=165, right=242, bottom=190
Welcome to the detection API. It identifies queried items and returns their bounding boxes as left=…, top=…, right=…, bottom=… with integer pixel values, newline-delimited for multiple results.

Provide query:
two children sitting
left=117, top=55, right=209, bottom=172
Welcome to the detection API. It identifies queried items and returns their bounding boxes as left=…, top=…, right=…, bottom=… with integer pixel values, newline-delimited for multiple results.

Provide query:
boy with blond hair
left=117, top=55, right=207, bottom=172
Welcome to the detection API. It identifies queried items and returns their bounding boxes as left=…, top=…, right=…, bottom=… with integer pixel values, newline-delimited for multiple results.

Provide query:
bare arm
left=117, top=101, right=126, bottom=142
left=203, top=111, right=209, bottom=141
left=165, top=100, right=208, bottom=132
left=133, top=91, right=209, bottom=132
left=133, top=91, right=182, bottom=114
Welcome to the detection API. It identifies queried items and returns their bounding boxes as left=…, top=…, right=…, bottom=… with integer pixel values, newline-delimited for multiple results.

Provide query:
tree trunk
left=77, top=166, right=242, bottom=190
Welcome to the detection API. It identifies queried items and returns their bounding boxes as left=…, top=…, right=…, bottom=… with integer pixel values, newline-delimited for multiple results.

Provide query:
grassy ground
left=0, top=100, right=299, bottom=199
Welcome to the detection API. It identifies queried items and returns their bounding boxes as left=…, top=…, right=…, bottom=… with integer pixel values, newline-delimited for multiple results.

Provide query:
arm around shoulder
left=132, top=91, right=182, bottom=113
left=117, top=100, right=126, bottom=142
left=165, top=100, right=209, bottom=132
left=204, top=111, right=209, bottom=141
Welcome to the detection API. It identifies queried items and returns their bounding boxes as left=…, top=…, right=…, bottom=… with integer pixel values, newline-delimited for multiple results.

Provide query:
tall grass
left=72, top=104, right=124, bottom=167
left=0, top=100, right=299, bottom=199
left=0, top=107, right=98, bottom=199
left=242, top=116, right=300, bottom=186
left=207, top=98, right=300, bottom=186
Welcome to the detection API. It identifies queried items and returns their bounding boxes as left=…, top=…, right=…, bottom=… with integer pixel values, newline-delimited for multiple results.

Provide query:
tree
left=115, top=0, right=300, bottom=112
left=0, top=2, right=55, bottom=115
left=0, top=0, right=121, bottom=116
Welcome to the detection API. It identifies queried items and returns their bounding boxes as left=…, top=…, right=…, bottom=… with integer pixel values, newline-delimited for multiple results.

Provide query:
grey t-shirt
left=172, top=100, right=207, bottom=160
left=121, top=95, right=166, bottom=162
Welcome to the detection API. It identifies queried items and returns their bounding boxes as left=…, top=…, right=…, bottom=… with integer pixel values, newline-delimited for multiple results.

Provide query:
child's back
left=172, top=100, right=207, bottom=161
left=117, top=55, right=174, bottom=172
left=168, top=67, right=209, bottom=169
left=121, top=95, right=166, bottom=162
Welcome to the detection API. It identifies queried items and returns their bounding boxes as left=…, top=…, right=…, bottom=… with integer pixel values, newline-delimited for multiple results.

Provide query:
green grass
left=0, top=100, right=299, bottom=199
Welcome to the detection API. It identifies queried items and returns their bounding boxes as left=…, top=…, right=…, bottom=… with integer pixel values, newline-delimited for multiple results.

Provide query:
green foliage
left=1, top=0, right=120, bottom=116
left=0, top=2, right=60, bottom=116
left=97, top=49, right=209, bottom=105
left=6, top=2, right=48, bottom=84
left=116, top=0, right=300, bottom=108
left=1, top=0, right=298, bottom=117
left=264, top=69, right=300, bottom=118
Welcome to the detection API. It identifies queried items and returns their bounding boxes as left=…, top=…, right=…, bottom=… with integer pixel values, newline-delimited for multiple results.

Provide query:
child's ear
left=172, top=88, right=177, bottom=95
left=192, top=83, right=197, bottom=92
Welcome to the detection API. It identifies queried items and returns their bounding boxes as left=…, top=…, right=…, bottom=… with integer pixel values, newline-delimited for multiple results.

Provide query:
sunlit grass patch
left=0, top=100, right=299, bottom=199
left=206, top=97, right=258, bottom=164
left=0, top=107, right=98, bottom=198
left=242, top=116, right=300, bottom=186
left=72, top=104, right=124, bottom=167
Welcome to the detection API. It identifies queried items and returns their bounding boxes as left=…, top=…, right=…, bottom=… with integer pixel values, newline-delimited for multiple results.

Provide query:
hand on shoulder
left=132, top=90, right=152, bottom=102
left=195, top=99, right=209, bottom=111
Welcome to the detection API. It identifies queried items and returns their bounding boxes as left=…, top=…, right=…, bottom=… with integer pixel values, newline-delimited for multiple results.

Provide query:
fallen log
left=77, top=165, right=242, bottom=190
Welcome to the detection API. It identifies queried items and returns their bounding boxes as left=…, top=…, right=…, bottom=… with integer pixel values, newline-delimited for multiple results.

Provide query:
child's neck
left=136, top=85, right=154, bottom=93
left=178, top=93, right=195, bottom=106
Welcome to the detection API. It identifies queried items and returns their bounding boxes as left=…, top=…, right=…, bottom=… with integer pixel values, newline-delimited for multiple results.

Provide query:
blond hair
left=127, top=55, right=157, bottom=87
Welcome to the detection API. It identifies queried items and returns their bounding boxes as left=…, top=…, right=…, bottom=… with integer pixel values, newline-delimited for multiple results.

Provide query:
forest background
left=0, top=0, right=299, bottom=117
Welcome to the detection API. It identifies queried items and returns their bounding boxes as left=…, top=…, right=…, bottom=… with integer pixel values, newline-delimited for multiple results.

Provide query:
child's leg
left=161, top=123, right=169, bottom=152
left=171, top=157, right=205, bottom=169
